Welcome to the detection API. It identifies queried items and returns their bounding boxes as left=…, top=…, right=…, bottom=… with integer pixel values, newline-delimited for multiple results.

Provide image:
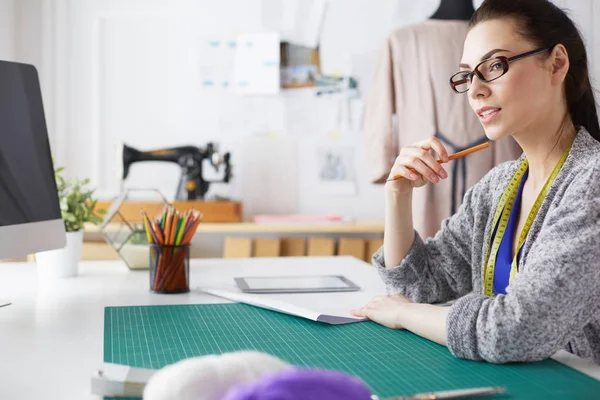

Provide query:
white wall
left=5, top=0, right=63, bottom=151
left=14, top=0, right=600, bottom=221
left=0, top=0, right=15, bottom=60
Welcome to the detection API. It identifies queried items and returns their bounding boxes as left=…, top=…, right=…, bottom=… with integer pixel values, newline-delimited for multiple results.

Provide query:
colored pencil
left=387, top=142, right=490, bottom=182
left=141, top=206, right=203, bottom=292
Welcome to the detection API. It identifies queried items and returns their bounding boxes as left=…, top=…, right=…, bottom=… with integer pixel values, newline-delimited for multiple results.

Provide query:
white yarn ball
left=143, top=351, right=291, bottom=400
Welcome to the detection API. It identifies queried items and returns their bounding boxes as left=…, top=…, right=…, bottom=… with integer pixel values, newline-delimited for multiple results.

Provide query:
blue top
left=492, top=169, right=529, bottom=295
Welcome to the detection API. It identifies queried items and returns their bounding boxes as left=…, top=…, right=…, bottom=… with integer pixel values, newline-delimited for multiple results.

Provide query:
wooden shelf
left=86, top=220, right=384, bottom=234
left=95, top=200, right=242, bottom=223
left=281, top=82, right=316, bottom=89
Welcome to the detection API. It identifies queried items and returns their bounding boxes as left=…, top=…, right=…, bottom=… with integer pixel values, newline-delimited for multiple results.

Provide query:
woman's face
left=460, top=19, right=555, bottom=141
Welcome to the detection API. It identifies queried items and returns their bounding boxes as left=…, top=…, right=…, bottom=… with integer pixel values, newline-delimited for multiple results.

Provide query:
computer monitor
left=0, top=61, right=66, bottom=262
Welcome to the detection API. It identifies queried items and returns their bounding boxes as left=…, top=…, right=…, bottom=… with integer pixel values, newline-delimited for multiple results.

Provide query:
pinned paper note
left=331, top=69, right=343, bottom=78
left=328, top=130, right=341, bottom=141
left=261, top=0, right=328, bottom=48
left=233, top=32, right=280, bottom=95
left=199, top=35, right=236, bottom=88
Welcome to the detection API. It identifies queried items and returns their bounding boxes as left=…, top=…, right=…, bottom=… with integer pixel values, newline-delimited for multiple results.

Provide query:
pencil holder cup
left=149, top=244, right=190, bottom=294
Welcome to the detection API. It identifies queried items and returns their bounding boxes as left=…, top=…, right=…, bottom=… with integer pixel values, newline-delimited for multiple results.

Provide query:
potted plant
left=35, top=166, right=104, bottom=279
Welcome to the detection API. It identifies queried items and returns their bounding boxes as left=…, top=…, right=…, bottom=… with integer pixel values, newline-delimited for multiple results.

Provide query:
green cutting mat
left=104, top=303, right=600, bottom=399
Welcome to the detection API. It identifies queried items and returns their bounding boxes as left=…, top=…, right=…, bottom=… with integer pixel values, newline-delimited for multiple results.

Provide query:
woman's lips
left=477, top=108, right=501, bottom=124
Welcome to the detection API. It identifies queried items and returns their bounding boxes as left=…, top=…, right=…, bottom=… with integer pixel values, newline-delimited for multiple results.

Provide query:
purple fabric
left=221, top=368, right=373, bottom=400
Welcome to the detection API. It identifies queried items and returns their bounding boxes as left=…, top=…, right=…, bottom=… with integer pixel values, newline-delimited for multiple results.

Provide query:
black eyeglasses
left=450, top=47, right=553, bottom=94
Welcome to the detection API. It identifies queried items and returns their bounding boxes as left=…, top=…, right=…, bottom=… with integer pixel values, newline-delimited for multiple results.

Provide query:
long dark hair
left=470, top=0, right=600, bottom=142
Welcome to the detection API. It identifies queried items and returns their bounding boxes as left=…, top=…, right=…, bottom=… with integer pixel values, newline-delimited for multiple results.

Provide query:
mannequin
left=364, top=0, right=523, bottom=238
left=430, top=0, right=475, bottom=21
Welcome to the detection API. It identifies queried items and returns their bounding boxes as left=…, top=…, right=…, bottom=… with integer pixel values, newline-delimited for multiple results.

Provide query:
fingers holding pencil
left=386, top=139, right=490, bottom=190
left=386, top=136, right=451, bottom=191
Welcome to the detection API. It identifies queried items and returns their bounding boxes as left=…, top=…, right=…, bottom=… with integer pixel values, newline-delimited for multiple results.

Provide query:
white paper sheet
left=233, top=32, right=280, bottom=95
left=261, top=0, right=328, bottom=48
left=198, top=287, right=377, bottom=325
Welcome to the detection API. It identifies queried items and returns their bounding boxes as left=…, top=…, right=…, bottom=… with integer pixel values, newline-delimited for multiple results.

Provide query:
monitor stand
left=0, top=299, right=11, bottom=307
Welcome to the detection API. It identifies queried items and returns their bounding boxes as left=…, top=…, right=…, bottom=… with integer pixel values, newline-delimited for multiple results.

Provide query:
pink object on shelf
left=252, top=214, right=348, bottom=224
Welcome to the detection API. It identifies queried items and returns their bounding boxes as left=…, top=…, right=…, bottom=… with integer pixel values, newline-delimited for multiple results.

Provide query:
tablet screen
left=243, top=276, right=351, bottom=290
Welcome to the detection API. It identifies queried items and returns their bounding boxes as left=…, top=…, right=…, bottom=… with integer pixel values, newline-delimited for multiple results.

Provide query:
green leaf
left=53, top=165, right=103, bottom=227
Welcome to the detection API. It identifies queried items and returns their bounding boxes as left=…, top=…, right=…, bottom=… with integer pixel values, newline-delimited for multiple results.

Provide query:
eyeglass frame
left=449, top=46, right=554, bottom=94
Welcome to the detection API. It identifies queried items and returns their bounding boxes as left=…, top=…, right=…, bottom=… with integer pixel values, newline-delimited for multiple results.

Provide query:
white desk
left=1, top=256, right=599, bottom=400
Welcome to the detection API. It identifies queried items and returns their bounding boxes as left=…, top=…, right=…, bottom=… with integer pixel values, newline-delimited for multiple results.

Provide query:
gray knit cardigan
left=373, top=127, right=600, bottom=364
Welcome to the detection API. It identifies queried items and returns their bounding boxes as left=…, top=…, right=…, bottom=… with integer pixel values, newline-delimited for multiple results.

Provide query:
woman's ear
left=550, top=44, right=570, bottom=86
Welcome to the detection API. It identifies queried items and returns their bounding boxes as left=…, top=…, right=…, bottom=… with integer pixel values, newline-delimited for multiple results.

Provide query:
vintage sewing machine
left=119, top=142, right=232, bottom=201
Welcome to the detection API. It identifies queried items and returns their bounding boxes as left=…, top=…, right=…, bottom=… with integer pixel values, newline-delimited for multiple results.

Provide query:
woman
left=352, top=0, right=600, bottom=364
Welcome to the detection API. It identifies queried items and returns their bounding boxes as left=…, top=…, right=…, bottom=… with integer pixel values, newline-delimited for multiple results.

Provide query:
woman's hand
left=386, top=136, right=450, bottom=193
left=350, top=293, right=413, bottom=329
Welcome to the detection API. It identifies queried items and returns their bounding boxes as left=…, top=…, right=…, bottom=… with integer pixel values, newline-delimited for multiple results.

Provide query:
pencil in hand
left=386, top=142, right=490, bottom=182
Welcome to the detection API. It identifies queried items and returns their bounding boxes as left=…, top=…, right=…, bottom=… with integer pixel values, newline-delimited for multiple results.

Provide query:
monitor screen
left=0, top=61, right=65, bottom=259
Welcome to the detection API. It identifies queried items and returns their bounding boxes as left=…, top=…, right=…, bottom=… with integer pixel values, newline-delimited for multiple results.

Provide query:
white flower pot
left=35, top=230, right=83, bottom=279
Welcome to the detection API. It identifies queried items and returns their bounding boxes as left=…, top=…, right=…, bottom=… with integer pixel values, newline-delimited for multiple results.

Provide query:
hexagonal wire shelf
left=99, top=188, right=169, bottom=270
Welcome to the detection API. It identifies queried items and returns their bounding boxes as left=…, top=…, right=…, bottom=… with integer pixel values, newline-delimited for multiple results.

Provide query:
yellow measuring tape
left=483, top=140, right=573, bottom=297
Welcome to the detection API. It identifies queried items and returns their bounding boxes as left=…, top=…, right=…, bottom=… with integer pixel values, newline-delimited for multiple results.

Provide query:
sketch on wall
left=315, top=146, right=357, bottom=196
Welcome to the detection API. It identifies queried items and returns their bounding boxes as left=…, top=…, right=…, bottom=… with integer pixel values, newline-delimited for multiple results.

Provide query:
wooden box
left=96, top=200, right=243, bottom=223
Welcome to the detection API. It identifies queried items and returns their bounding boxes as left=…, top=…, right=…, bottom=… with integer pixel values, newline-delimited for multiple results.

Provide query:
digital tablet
left=234, top=275, right=360, bottom=294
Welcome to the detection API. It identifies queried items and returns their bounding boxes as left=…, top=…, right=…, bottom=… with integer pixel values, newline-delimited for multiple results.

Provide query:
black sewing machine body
left=120, top=143, right=232, bottom=200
